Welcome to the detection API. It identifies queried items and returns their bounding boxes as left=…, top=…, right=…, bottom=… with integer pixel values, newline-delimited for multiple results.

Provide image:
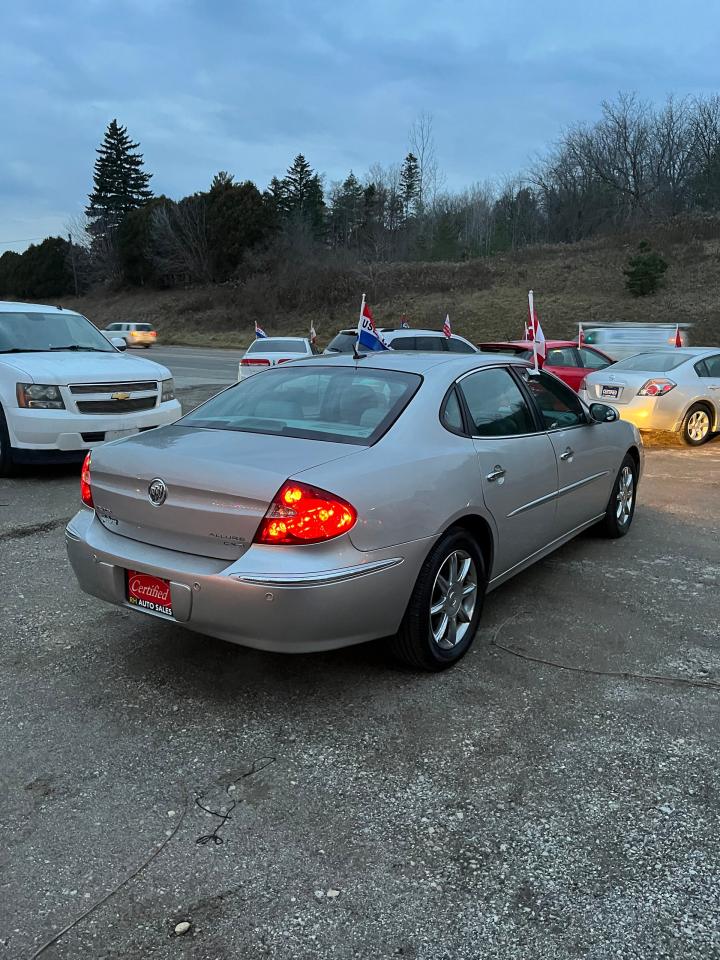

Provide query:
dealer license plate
left=126, top=570, right=173, bottom=617
left=601, top=385, right=619, bottom=399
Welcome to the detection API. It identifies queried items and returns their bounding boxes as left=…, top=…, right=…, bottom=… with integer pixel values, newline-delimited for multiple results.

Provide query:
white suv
left=0, top=301, right=181, bottom=475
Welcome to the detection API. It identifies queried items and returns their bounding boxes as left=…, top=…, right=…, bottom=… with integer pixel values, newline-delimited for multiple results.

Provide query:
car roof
left=335, top=327, right=467, bottom=339
left=0, top=300, right=83, bottom=317
left=620, top=347, right=718, bottom=359
left=479, top=339, right=580, bottom=350
left=291, top=350, right=530, bottom=376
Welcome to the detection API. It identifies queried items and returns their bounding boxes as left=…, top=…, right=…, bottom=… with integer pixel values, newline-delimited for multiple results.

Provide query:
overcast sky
left=1, top=0, right=718, bottom=252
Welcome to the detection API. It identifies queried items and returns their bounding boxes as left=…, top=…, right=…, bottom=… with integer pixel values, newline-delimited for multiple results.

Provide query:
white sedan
left=238, top=337, right=317, bottom=380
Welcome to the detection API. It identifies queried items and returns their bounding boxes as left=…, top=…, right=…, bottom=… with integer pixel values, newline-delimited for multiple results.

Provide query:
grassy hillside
left=63, top=228, right=720, bottom=349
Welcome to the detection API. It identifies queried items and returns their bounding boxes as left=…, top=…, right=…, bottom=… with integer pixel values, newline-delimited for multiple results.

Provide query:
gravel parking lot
left=1, top=389, right=719, bottom=960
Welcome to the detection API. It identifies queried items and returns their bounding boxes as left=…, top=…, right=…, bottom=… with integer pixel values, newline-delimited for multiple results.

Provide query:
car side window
left=441, top=388, right=465, bottom=434
left=415, top=336, right=446, bottom=352
left=545, top=347, right=577, bottom=366
left=459, top=367, right=535, bottom=437
left=389, top=337, right=416, bottom=351
left=520, top=370, right=586, bottom=430
left=698, top=354, right=720, bottom=377
left=578, top=346, right=611, bottom=370
left=447, top=338, right=476, bottom=354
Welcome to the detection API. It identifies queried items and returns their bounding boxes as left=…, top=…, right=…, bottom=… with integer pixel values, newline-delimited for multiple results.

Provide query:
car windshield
left=247, top=339, right=306, bottom=353
left=325, top=332, right=357, bottom=353
left=182, top=365, right=421, bottom=445
left=0, top=310, right=115, bottom=353
left=611, top=352, right=692, bottom=372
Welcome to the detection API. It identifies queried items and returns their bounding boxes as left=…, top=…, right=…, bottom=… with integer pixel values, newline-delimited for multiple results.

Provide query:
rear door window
left=697, top=354, right=720, bottom=377
left=458, top=367, right=535, bottom=437
left=577, top=347, right=611, bottom=370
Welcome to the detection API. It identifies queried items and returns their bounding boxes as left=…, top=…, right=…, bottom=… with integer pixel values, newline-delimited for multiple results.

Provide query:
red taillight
left=254, top=481, right=357, bottom=545
left=638, top=378, right=676, bottom=397
left=240, top=358, right=271, bottom=366
left=276, top=358, right=292, bottom=364
left=80, top=452, right=93, bottom=507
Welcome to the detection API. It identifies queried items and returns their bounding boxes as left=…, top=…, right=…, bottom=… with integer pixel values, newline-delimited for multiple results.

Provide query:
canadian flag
left=674, top=324, right=682, bottom=348
left=528, top=290, right=546, bottom=370
left=442, top=314, right=452, bottom=338
left=310, top=323, right=317, bottom=346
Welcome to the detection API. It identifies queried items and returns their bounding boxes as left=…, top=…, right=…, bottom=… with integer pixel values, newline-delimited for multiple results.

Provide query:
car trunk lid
left=89, top=425, right=359, bottom=560
left=586, top=370, right=650, bottom=404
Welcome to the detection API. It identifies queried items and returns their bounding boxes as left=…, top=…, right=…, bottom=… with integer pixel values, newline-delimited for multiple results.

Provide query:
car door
left=544, top=346, right=582, bottom=390
left=695, top=354, right=720, bottom=423
left=456, top=366, right=559, bottom=579
left=520, top=369, right=616, bottom=535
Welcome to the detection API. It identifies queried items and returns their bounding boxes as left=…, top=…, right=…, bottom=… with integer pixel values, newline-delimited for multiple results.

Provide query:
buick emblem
left=148, top=478, right=167, bottom=506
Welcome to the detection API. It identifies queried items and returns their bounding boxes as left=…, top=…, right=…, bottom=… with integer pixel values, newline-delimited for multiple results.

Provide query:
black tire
left=598, top=453, right=637, bottom=539
left=681, top=403, right=713, bottom=446
left=0, top=405, right=16, bottom=478
left=390, top=528, right=486, bottom=671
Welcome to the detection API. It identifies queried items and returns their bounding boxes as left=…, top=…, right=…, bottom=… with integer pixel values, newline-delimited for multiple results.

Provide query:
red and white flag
left=527, top=291, right=538, bottom=342
left=578, top=322, right=585, bottom=347
left=310, top=323, right=317, bottom=346
left=528, top=291, right=546, bottom=371
left=442, top=314, right=452, bottom=338
left=674, top=324, right=682, bottom=348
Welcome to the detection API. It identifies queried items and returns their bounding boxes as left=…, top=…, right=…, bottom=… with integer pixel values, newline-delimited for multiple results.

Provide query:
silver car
left=66, top=353, right=642, bottom=671
left=325, top=327, right=478, bottom=354
left=579, top=348, right=720, bottom=446
left=582, top=323, right=690, bottom=361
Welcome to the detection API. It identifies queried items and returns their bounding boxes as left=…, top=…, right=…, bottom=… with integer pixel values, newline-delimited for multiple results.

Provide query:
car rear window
left=247, top=339, right=306, bottom=353
left=324, top=332, right=357, bottom=353
left=182, top=365, right=422, bottom=445
left=135, top=323, right=153, bottom=331
left=611, top=352, right=692, bottom=372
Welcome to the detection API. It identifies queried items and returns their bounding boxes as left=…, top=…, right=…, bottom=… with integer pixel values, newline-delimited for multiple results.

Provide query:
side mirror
left=588, top=402, right=619, bottom=423
left=111, top=337, right=127, bottom=351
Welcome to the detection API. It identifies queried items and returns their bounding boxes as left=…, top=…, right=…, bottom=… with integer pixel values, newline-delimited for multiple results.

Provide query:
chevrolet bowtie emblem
left=111, top=391, right=130, bottom=400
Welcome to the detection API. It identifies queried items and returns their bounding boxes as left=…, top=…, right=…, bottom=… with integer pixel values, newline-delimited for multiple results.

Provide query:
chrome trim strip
left=488, top=513, right=606, bottom=586
left=234, top=557, right=403, bottom=587
left=506, top=489, right=558, bottom=517
left=557, top=470, right=610, bottom=498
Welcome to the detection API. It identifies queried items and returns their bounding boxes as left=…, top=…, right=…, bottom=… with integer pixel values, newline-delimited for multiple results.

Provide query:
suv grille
left=76, top=397, right=157, bottom=414
left=69, top=381, right=157, bottom=394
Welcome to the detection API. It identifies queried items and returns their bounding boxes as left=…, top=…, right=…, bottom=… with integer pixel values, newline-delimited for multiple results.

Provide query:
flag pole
left=353, top=292, right=366, bottom=360
left=529, top=290, right=539, bottom=373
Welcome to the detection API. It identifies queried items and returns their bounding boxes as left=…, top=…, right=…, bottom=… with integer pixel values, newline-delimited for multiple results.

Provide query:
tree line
left=3, top=92, right=720, bottom=299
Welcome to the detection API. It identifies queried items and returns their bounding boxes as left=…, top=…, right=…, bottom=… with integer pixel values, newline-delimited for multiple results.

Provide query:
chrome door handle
left=559, top=447, right=574, bottom=461
left=486, top=465, right=506, bottom=482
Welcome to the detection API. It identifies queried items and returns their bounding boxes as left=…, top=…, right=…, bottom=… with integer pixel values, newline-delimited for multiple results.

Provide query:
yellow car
left=102, top=322, right=157, bottom=348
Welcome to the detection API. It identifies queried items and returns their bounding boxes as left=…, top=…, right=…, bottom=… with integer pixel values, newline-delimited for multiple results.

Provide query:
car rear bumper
left=580, top=391, right=681, bottom=433
left=7, top=400, right=181, bottom=452
left=65, top=509, right=432, bottom=652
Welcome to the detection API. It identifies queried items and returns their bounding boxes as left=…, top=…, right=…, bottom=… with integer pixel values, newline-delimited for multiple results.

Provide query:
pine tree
left=623, top=240, right=669, bottom=297
left=282, top=154, right=325, bottom=238
left=86, top=119, right=153, bottom=237
left=400, top=153, right=420, bottom=219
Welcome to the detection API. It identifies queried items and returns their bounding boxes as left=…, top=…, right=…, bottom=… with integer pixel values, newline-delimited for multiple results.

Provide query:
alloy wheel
left=429, top=549, right=478, bottom=650
left=615, top=465, right=634, bottom=526
left=687, top=410, right=710, bottom=442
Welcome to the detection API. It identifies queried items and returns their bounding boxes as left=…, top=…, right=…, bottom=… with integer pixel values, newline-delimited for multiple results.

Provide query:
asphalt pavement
left=1, top=408, right=719, bottom=960
left=144, top=345, right=241, bottom=389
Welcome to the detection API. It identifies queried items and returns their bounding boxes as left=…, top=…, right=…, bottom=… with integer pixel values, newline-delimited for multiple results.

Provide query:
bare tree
left=150, top=199, right=212, bottom=283
left=409, top=112, right=445, bottom=214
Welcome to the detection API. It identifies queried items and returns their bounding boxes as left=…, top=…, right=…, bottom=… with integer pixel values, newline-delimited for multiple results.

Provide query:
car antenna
left=352, top=343, right=366, bottom=360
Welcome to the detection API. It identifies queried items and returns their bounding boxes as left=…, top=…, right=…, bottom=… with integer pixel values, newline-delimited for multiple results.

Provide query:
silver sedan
left=66, top=352, right=642, bottom=671
left=579, top=347, right=720, bottom=446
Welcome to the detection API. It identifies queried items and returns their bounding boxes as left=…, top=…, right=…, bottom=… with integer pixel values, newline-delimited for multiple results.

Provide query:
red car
left=477, top=340, right=614, bottom=392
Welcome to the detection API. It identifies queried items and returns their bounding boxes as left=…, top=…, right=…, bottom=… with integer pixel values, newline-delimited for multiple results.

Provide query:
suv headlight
left=16, top=383, right=66, bottom=410
left=160, top=378, right=175, bottom=402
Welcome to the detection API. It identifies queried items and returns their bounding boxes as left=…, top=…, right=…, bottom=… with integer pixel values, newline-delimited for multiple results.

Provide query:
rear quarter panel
left=293, top=385, right=491, bottom=553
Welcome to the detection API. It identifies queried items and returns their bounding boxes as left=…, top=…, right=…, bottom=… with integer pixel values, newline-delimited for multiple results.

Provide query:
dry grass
left=63, top=231, right=720, bottom=349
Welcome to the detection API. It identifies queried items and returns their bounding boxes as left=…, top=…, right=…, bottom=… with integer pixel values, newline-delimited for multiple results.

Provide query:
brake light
left=276, top=358, right=292, bottom=364
left=240, top=358, right=271, bottom=366
left=254, top=481, right=357, bottom=545
left=638, top=378, right=676, bottom=397
left=80, top=452, right=93, bottom=507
